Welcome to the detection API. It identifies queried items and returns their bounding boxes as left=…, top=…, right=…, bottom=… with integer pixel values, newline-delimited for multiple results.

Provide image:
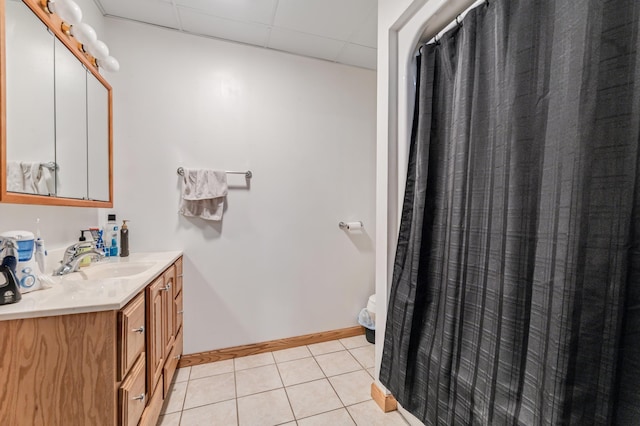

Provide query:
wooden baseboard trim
left=371, top=382, right=397, bottom=413
left=178, top=326, right=365, bottom=368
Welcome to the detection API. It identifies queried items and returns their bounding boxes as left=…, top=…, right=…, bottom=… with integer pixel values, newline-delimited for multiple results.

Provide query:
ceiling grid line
left=92, top=0, right=377, bottom=70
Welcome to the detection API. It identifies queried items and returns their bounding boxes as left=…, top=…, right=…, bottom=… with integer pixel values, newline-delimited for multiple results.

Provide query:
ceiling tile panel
left=268, top=27, right=345, bottom=62
left=274, top=0, right=375, bottom=41
left=97, top=0, right=377, bottom=69
left=100, top=0, right=179, bottom=29
left=349, top=8, right=377, bottom=48
left=337, top=43, right=376, bottom=70
left=178, top=7, right=270, bottom=46
left=174, top=0, right=277, bottom=25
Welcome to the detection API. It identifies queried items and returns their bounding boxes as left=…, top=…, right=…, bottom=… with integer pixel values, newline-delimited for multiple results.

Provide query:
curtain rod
left=417, top=0, right=488, bottom=55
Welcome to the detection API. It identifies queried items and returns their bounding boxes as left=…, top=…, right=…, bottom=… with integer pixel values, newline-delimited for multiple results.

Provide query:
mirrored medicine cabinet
left=0, top=0, right=112, bottom=207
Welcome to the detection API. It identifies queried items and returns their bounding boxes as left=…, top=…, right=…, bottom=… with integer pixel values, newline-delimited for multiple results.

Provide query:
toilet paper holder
left=339, top=221, right=363, bottom=230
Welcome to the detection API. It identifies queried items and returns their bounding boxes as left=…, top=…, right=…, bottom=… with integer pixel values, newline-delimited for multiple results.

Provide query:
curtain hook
left=434, top=34, right=440, bottom=44
left=455, top=15, right=461, bottom=27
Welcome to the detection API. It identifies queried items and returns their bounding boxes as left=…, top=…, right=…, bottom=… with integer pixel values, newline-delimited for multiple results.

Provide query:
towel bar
left=177, top=167, right=252, bottom=179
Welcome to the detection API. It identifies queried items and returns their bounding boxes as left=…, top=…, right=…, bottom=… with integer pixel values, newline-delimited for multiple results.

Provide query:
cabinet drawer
left=118, top=292, right=146, bottom=380
left=119, top=354, right=146, bottom=426
left=175, top=290, right=183, bottom=334
left=174, top=257, right=183, bottom=297
left=163, top=328, right=183, bottom=399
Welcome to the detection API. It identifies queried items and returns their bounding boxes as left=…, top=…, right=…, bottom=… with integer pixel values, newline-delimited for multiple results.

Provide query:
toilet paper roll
left=344, top=221, right=363, bottom=230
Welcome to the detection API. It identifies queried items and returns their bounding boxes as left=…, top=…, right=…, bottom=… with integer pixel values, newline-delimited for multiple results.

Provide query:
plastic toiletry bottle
left=90, top=228, right=105, bottom=256
left=120, top=220, right=130, bottom=257
left=104, top=214, right=119, bottom=257
left=34, top=218, right=47, bottom=274
left=78, top=230, right=91, bottom=267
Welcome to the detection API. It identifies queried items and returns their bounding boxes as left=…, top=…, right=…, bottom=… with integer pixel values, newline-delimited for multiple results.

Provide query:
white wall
left=104, top=19, right=376, bottom=354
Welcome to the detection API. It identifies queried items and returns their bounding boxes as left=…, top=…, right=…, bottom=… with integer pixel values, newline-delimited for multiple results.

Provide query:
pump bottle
left=120, top=220, right=130, bottom=257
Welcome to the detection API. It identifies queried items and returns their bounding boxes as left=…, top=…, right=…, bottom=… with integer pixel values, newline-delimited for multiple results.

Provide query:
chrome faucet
left=53, top=242, right=106, bottom=276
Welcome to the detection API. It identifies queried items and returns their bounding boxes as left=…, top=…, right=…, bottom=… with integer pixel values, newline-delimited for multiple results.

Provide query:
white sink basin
left=63, top=261, right=156, bottom=281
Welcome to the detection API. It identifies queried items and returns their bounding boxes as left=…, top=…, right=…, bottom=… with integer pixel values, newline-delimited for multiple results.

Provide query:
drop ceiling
left=93, top=0, right=378, bottom=70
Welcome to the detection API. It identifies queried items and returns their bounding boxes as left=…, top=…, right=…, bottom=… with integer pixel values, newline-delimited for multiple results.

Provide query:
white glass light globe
left=97, top=56, right=120, bottom=73
left=49, top=0, right=82, bottom=26
left=70, top=23, right=96, bottom=46
left=87, top=40, right=109, bottom=61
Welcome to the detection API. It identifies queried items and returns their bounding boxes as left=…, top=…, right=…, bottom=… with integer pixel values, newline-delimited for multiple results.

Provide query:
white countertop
left=0, top=251, right=183, bottom=321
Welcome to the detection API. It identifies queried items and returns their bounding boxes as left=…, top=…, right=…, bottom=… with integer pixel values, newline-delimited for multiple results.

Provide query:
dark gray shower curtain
left=380, top=0, right=640, bottom=425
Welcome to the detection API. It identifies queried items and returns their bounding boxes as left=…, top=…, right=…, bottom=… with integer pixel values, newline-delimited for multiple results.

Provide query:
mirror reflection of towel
left=7, top=162, right=55, bottom=195
left=21, top=162, right=40, bottom=194
left=37, top=167, right=54, bottom=195
left=179, top=169, right=228, bottom=221
left=7, top=161, right=24, bottom=192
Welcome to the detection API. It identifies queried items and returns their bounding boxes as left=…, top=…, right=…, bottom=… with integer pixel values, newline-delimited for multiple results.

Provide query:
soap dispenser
left=78, top=230, right=91, bottom=267
left=120, top=220, right=130, bottom=257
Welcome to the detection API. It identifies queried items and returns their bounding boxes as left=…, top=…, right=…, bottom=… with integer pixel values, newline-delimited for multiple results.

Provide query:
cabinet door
left=146, top=276, right=164, bottom=395
left=162, top=265, right=176, bottom=360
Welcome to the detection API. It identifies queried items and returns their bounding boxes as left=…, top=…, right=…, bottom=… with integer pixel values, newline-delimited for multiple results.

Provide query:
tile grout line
left=310, top=341, right=361, bottom=424
left=233, top=358, right=240, bottom=426
left=316, top=340, right=371, bottom=425
left=348, top=347, right=371, bottom=371
left=273, top=347, right=297, bottom=424
left=322, top=355, right=358, bottom=424
left=176, top=367, right=191, bottom=424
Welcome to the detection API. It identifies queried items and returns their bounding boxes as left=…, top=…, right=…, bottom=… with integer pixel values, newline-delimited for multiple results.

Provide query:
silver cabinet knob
left=163, top=283, right=172, bottom=291
left=132, top=326, right=144, bottom=333
left=132, top=394, right=145, bottom=402
left=177, top=310, right=184, bottom=315
left=174, top=355, right=181, bottom=360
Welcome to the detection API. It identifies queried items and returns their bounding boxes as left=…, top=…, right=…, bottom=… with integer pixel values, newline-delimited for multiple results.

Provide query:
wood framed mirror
left=0, top=0, right=113, bottom=207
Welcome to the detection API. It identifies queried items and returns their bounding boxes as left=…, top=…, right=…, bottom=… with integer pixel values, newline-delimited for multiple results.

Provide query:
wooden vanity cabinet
left=0, top=256, right=184, bottom=426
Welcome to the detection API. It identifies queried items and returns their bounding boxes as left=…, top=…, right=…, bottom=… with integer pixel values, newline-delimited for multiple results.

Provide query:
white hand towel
left=179, top=169, right=228, bottom=221
left=7, top=161, right=24, bottom=192
left=36, top=166, right=54, bottom=195
left=21, top=162, right=40, bottom=194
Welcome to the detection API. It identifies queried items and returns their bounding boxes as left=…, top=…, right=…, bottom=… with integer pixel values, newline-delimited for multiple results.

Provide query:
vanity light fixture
left=41, top=0, right=119, bottom=73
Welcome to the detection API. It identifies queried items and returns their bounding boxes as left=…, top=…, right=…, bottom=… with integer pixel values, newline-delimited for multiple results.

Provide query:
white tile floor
left=157, top=335, right=408, bottom=426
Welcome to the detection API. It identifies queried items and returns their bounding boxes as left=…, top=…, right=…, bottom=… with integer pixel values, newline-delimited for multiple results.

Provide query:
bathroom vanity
left=0, top=251, right=183, bottom=426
